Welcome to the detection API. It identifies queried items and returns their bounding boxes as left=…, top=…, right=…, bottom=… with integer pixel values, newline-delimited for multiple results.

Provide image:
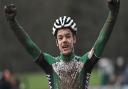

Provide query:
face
left=56, top=28, right=76, bottom=56
left=3, top=69, right=11, bottom=80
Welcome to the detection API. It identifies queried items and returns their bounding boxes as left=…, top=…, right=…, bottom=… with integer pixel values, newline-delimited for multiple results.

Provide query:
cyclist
left=4, top=0, right=120, bottom=89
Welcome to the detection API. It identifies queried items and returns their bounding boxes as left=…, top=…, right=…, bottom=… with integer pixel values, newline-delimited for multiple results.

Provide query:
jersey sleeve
left=34, top=53, right=55, bottom=74
left=8, top=19, right=41, bottom=60
left=82, top=11, right=118, bottom=64
left=92, top=12, right=118, bottom=57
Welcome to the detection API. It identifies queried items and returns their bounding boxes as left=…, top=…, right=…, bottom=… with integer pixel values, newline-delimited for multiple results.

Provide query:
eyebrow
left=58, top=32, right=70, bottom=36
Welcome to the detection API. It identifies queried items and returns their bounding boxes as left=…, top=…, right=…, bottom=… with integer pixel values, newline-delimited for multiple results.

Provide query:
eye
left=66, top=34, right=71, bottom=38
left=58, top=36, right=63, bottom=40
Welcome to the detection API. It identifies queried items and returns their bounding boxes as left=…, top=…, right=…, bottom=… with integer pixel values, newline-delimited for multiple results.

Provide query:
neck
left=60, top=53, right=75, bottom=61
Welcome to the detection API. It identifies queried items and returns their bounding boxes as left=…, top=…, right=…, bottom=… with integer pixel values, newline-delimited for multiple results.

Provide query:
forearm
left=93, top=11, right=118, bottom=57
left=8, top=19, right=41, bottom=59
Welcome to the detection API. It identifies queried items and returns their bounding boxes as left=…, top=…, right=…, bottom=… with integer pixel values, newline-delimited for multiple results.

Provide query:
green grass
left=20, top=70, right=100, bottom=89
left=90, top=70, right=100, bottom=85
left=21, top=73, right=49, bottom=89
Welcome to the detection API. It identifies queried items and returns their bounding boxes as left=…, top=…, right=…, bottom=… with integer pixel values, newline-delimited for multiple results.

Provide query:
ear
left=56, top=39, right=59, bottom=47
left=73, top=35, right=76, bottom=44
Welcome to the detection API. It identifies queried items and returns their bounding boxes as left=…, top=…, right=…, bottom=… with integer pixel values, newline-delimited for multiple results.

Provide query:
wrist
left=106, top=12, right=118, bottom=23
left=7, top=17, right=16, bottom=22
left=109, top=11, right=118, bottom=18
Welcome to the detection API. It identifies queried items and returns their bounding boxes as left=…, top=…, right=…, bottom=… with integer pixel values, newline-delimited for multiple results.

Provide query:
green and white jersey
left=35, top=52, right=99, bottom=89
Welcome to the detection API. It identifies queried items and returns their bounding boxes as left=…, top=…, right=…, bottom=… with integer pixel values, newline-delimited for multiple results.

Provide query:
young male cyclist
left=4, top=0, right=120, bottom=89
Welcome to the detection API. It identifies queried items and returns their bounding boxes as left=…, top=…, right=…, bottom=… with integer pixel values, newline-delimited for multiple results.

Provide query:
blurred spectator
left=0, top=69, right=21, bottom=89
left=11, top=77, right=21, bottom=89
left=98, top=58, right=114, bottom=89
left=0, top=69, right=13, bottom=89
left=114, top=57, right=126, bottom=88
left=121, top=64, right=128, bottom=89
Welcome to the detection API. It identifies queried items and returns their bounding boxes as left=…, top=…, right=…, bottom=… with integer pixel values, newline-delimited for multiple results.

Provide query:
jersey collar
left=60, top=53, right=75, bottom=61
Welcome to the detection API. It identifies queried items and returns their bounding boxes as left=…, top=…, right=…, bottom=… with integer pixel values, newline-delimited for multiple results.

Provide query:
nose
left=62, top=37, right=67, bottom=43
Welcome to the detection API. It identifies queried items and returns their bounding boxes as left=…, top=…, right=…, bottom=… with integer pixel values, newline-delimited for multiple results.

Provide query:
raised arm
left=4, top=4, right=41, bottom=60
left=89, top=0, right=120, bottom=58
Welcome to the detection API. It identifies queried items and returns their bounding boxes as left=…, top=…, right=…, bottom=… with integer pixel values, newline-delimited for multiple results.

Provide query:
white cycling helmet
left=52, top=16, right=77, bottom=36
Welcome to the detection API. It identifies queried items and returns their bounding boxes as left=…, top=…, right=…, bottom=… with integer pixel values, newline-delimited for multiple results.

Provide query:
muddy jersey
left=35, top=52, right=99, bottom=89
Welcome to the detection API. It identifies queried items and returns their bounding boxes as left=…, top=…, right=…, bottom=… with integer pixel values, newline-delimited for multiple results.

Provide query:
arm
left=4, top=4, right=41, bottom=60
left=89, top=0, right=120, bottom=58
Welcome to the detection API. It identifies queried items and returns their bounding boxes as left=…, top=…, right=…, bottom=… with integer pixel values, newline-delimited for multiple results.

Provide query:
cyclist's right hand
left=4, top=4, right=17, bottom=21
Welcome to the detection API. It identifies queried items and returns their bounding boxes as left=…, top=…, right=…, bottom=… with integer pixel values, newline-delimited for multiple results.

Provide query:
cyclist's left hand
left=107, top=0, right=120, bottom=15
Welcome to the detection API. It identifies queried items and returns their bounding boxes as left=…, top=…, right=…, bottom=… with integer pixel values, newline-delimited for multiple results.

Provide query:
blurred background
left=0, top=0, right=128, bottom=89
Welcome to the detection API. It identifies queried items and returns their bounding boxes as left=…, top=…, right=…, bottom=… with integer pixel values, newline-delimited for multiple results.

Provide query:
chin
left=63, top=51, right=72, bottom=56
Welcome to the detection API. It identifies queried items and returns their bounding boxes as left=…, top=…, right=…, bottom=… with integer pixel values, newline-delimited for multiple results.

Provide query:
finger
left=5, top=5, right=16, bottom=14
left=117, top=0, right=120, bottom=8
left=8, top=4, right=15, bottom=9
left=5, top=4, right=15, bottom=9
left=9, top=4, right=15, bottom=8
left=112, top=0, right=119, bottom=6
left=107, top=0, right=112, bottom=3
left=107, top=0, right=114, bottom=4
left=116, top=0, right=120, bottom=3
left=115, top=0, right=120, bottom=6
left=115, top=0, right=120, bottom=12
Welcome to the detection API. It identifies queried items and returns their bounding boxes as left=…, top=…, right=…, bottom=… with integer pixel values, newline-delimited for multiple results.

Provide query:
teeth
left=62, top=45, right=68, bottom=48
left=63, top=47, right=67, bottom=48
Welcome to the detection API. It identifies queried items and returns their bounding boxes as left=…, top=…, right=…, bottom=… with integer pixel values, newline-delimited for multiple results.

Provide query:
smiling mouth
left=62, top=45, right=69, bottom=50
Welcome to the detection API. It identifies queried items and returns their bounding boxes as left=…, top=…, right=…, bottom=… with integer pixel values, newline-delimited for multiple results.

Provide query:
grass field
left=20, top=70, right=100, bottom=89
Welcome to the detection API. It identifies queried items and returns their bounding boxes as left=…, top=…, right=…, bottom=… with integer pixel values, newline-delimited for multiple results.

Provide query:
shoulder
left=35, top=52, right=56, bottom=65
